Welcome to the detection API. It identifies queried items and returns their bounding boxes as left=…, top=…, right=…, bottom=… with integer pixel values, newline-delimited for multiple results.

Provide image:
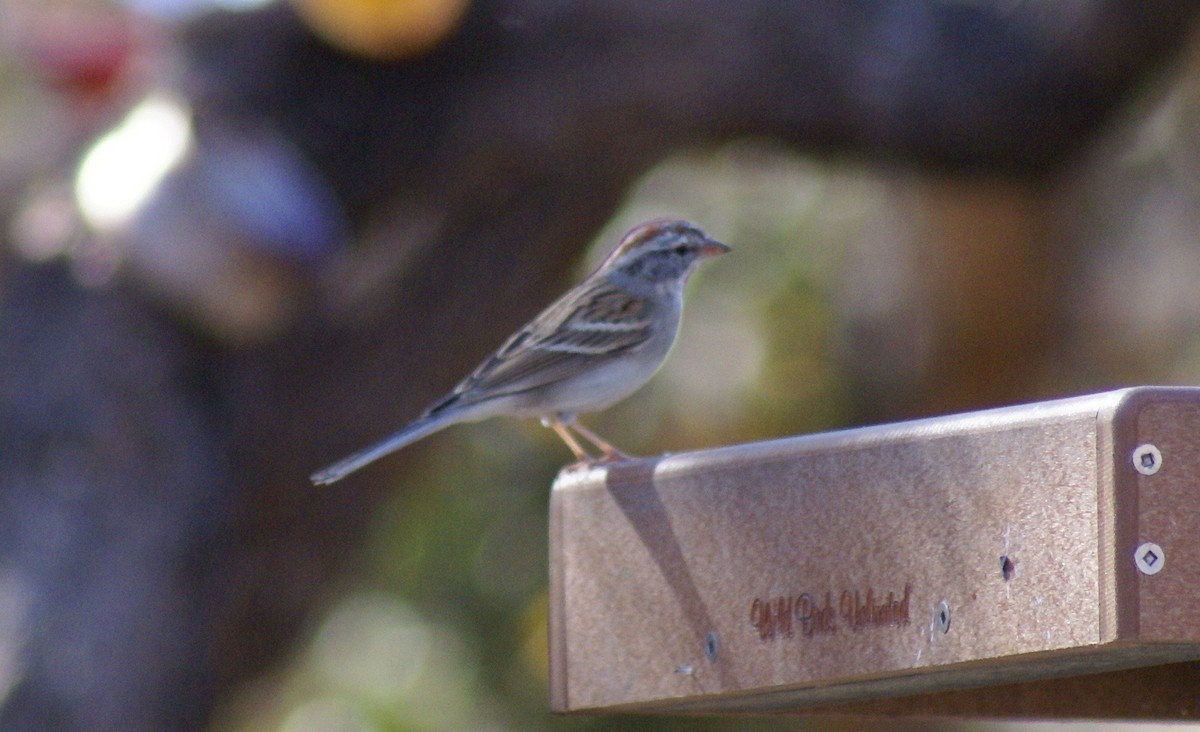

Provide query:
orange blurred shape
left=289, top=0, right=471, bottom=58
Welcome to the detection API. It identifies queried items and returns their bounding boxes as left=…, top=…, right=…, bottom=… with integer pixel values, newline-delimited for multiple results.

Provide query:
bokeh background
left=2, top=0, right=1200, bottom=730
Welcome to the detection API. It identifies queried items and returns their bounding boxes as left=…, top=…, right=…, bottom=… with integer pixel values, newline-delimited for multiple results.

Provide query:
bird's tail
left=309, top=413, right=451, bottom=485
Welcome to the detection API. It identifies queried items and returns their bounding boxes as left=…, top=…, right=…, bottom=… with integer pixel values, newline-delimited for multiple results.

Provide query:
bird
left=310, top=218, right=730, bottom=485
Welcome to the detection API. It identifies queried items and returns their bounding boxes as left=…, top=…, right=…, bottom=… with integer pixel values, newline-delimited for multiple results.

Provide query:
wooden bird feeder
left=548, top=387, right=1200, bottom=719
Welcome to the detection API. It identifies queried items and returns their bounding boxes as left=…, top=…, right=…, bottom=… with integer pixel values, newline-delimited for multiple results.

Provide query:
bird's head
left=599, top=218, right=729, bottom=287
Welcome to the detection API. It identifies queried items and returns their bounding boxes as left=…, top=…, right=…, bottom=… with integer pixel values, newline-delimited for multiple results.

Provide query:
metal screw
left=1135, top=542, right=1165, bottom=575
left=934, top=601, right=951, bottom=633
left=703, top=631, right=718, bottom=663
left=1132, top=444, right=1162, bottom=476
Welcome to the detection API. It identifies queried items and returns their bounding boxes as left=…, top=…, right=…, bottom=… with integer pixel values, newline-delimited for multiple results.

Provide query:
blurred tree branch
left=0, top=1, right=1197, bottom=728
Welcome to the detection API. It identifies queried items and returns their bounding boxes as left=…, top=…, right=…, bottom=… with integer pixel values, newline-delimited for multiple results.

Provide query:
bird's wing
left=426, top=277, right=655, bottom=414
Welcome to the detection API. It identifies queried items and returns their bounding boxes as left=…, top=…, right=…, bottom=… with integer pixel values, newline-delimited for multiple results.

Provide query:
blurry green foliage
left=219, top=143, right=864, bottom=732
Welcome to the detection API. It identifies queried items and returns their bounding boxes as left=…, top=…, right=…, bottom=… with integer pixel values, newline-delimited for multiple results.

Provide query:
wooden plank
left=547, top=387, right=1200, bottom=718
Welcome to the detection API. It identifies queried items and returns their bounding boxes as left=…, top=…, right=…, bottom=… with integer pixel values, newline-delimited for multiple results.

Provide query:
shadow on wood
left=549, top=387, right=1200, bottom=718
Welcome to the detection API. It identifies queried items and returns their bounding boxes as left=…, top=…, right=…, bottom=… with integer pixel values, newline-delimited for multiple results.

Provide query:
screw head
left=703, top=631, right=718, bottom=663
left=934, top=601, right=951, bottom=633
left=1132, top=444, right=1162, bottom=476
left=1135, top=542, right=1165, bottom=575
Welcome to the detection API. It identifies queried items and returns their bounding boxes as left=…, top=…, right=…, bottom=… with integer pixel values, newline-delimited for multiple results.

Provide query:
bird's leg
left=542, top=415, right=593, bottom=463
left=564, top=417, right=632, bottom=463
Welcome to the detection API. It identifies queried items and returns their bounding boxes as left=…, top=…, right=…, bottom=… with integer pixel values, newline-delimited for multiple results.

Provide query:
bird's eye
left=673, top=245, right=689, bottom=256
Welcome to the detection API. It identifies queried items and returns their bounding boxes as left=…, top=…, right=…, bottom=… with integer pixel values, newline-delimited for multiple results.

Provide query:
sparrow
left=311, top=218, right=729, bottom=484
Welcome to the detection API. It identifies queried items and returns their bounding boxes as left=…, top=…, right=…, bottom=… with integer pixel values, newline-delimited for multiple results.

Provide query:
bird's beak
left=697, top=239, right=731, bottom=259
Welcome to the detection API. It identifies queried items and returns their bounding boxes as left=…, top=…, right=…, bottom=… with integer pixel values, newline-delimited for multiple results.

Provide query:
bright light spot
left=280, top=698, right=374, bottom=732
left=10, top=183, right=78, bottom=262
left=213, top=0, right=274, bottom=10
left=311, top=593, right=433, bottom=701
left=120, top=0, right=275, bottom=19
left=74, top=94, right=193, bottom=230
